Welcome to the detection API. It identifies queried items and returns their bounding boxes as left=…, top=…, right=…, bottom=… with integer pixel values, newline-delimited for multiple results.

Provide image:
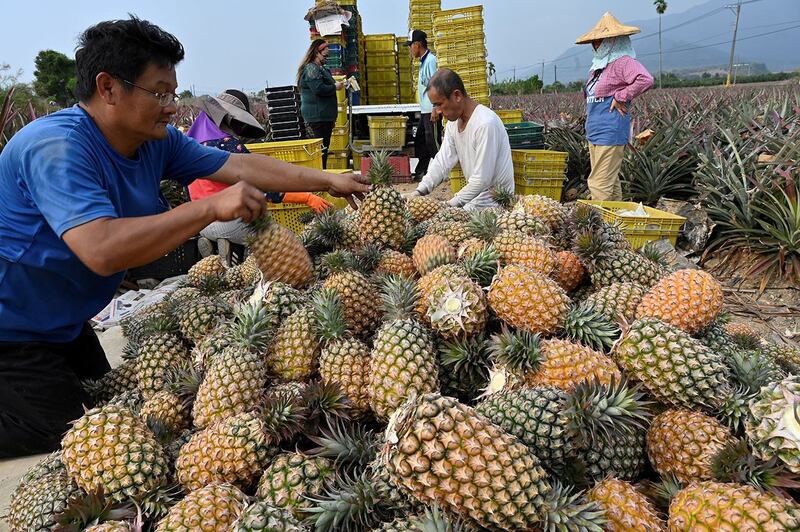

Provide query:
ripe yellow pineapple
left=425, top=219, right=474, bottom=249
left=247, top=212, right=313, bottom=288
left=156, top=483, right=249, bottom=531
left=187, top=255, right=227, bottom=287
left=407, top=195, right=443, bottom=223
left=61, top=404, right=170, bottom=502
left=554, top=250, right=586, bottom=292
left=376, top=249, right=417, bottom=278
left=496, top=210, right=551, bottom=238
left=383, top=392, right=552, bottom=530
left=412, top=234, right=456, bottom=275
left=313, top=290, right=372, bottom=414
left=426, top=275, right=487, bottom=339
left=368, top=275, right=438, bottom=421
left=636, top=269, right=723, bottom=334
left=359, top=150, right=407, bottom=249
left=586, top=477, right=665, bottom=532
left=494, top=231, right=556, bottom=275
left=267, top=307, right=320, bottom=382
left=512, top=194, right=566, bottom=232
left=140, top=389, right=191, bottom=434
left=134, top=327, right=190, bottom=399
left=488, top=264, right=570, bottom=335
left=323, top=270, right=382, bottom=337
left=668, top=481, right=800, bottom=531
left=585, top=282, right=646, bottom=323
left=647, top=408, right=735, bottom=483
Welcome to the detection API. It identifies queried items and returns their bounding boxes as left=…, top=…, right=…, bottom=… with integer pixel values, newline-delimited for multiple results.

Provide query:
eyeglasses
left=118, top=78, right=179, bottom=106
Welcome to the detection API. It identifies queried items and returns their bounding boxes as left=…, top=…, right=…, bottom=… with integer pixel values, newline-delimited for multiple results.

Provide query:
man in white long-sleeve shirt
left=406, top=69, right=514, bottom=210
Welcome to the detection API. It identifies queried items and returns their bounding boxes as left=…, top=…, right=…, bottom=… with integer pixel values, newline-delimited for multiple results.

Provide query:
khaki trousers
left=587, top=143, right=625, bottom=201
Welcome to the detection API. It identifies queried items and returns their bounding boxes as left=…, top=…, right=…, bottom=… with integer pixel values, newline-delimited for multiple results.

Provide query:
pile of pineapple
left=8, top=152, right=800, bottom=531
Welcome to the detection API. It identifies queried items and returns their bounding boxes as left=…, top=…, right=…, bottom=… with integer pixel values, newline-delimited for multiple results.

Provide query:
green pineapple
left=172, top=295, right=232, bottom=343
left=232, top=501, right=303, bottom=531
left=255, top=452, right=335, bottom=518
left=268, top=306, right=320, bottom=382
left=574, top=228, right=667, bottom=288
left=359, top=150, right=408, bottom=250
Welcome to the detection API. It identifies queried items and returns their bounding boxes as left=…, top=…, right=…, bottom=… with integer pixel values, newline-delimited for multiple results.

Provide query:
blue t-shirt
left=0, top=106, right=229, bottom=342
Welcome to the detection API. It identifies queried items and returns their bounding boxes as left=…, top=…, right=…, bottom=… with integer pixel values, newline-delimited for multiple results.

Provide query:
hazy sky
left=2, top=0, right=715, bottom=95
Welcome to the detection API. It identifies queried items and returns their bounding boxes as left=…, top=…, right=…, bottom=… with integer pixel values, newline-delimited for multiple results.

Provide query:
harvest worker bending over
left=406, top=69, right=514, bottom=210
left=0, top=16, right=369, bottom=458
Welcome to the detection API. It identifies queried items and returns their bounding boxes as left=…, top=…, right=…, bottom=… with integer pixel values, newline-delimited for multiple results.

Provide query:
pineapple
left=224, top=256, right=261, bottom=289
left=247, top=212, right=313, bottom=288
left=173, top=296, right=232, bottom=343
left=613, top=317, right=730, bottom=410
left=488, top=264, right=570, bottom=335
left=61, top=404, right=170, bottom=502
left=668, top=481, right=800, bottom=531
left=416, top=263, right=468, bottom=324
left=134, top=323, right=190, bottom=398
left=577, top=428, right=648, bottom=482
left=313, top=290, right=372, bottom=414
left=323, top=269, right=382, bottom=337
left=554, top=250, right=586, bottom=292
left=359, top=150, right=407, bottom=249
left=426, top=275, right=487, bottom=339
left=267, top=307, right=320, bottom=382
left=407, top=195, right=444, bottom=223
left=724, top=321, right=761, bottom=348
left=636, top=269, right=723, bottom=334
left=155, top=483, right=249, bottom=531
left=456, top=237, right=490, bottom=260
left=647, top=408, right=735, bottom=483
left=368, top=275, right=438, bottom=421
left=412, top=234, right=456, bottom=275
left=746, top=376, right=800, bottom=474
left=759, top=341, right=800, bottom=375
left=187, top=255, right=227, bottom=287
left=119, top=302, right=170, bottom=343
left=476, top=377, right=649, bottom=474
left=190, top=323, right=236, bottom=371
left=376, top=249, right=417, bottom=278
left=232, top=501, right=303, bottom=531
left=512, top=194, right=566, bottom=232
left=496, top=210, right=551, bottom=238
left=260, top=281, right=308, bottom=332
left=140, top=389, right=192, bottom=434
left=585, top=282, right=645, bottom=323
left=7, top=467, right=80, bottom=532
left=84, top=358, right=139, bottom=404
left=574, top=229, right=667, bottom=288
left=437, top=335, right=492, bottom=403
left=494, top=232, right=557, bottom=275
left=382, top=392, right=552, bottom=530
left=586, top=478, right=665, bottom=532
left=176, top=410, right=279, bottom=491
left=255, top=452, right=335, bottom=518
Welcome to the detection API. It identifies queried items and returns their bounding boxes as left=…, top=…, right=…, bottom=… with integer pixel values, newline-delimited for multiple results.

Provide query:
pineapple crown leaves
left=300, top=380, right=353, bottom=435
left=726, top=348, right=786, bottom=395
left=410, top=505, right=468, bottom=532
left=260, top=391, right=309, bottom=444
left=312, top=289, right=350, bottom=342
left=572, top=227, right=615, bottom=267
left=307, top=420, right=380, bottom=474
left=366, top=150, right=395, bottom=187
left=565, top=376, right=652, bottom=447
left=639, top=240, right=672, bottom=269
left=541, top=479, right=606, bottom=532
left=303, top=469, right=393, bottom=532
left=466, top=208, right=500, bottom=241
left=131, top=312, right=180, bottom=340
left=379, top=274, right=420, bottom=321
left=488, top=325, right=544, bottom=375
left=561, top=303, right=621, bottom=353
left=717, top=383, right=758, bottom=435
left=246, top=211, right=277, bottom=235
left=193, top=274, right=228, bottom=297
left=53, top=487, right=138, bottom=532
left=646, top=474, right=684, bottom=513
left=354, top=243, right=384, bottom=273
left=491, top=186, right=517, bottom=210
left=121, top=341, right=141, bottom=361
left=711, top=438, right=800, bottom=495
left=229, top=299, right=275, bottom=351
left=320, top=249, right=363, bottom=276
left=400, top=222, right=426, bottom=255
left=308, top=209, right=347, bottom=250
left=438, top=335, right=492, bottom=392
left=460, top=244, right=501, bottom=288
left=163, top=365, right=203, bottom=410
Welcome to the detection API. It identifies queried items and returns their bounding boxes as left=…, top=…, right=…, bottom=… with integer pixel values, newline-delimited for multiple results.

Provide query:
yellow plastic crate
left=496, top=109, right=524, bottom=124
left=515, top=177, right=565, bottom=201
left=366, top=51, right=398, bottom=68
left=326, top=151, right=351, bottom=170
left=433, top=5, right=483, bottom=24
left=512, top=149, right=568, bottom=165
left=366, top=67, right=399, bottom=82
left=330, top=134, right=350, bottom=152
left=336, top=106, right=348, bottom=127
left=268, top=202, right=309, bottom=234
left=577, top=200, right=687, bottom=248
left=246, top=139, right=323, bottom=169
left=368, top=116, right=408, bottom=147
left=365, top=34, right=396, bottom=52
left=334, top=75, right=346, bottom=103
left=450, top=163, right=465, bottom=194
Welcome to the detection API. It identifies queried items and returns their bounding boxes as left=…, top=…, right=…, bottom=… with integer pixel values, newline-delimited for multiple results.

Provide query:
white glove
left=402, top=190, right=422, bottom=200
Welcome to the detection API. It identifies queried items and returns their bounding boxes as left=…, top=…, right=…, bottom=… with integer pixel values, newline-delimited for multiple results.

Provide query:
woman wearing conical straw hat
left=576, top=12, right=654, bottom=201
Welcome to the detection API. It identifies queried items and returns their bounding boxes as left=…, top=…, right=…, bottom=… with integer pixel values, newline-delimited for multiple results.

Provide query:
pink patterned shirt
left=590, top=55, right=654, bottom=102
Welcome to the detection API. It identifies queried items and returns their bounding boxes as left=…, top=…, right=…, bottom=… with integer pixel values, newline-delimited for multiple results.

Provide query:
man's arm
left=207, top=153, right=369, bottom=209
left=62, top=181, right=266, bottom=276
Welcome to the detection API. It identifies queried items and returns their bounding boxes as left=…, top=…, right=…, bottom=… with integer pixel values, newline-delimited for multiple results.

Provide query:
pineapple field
left=4, top=143, right=800, bottom=530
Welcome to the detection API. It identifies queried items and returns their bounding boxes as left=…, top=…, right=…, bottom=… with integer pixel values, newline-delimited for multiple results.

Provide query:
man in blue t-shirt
left=0, top=16, right=369, bottom=457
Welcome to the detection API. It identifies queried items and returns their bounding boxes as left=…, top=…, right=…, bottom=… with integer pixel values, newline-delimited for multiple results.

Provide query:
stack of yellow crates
left=408, top=0, right=440, bottom=102
left=365, top=34, right=398, bottom=105
left=432, top=5, right=490, bottom=106
left=328, top=76, right=351, bottom=169
left=396, top=36, right=415, bottom=104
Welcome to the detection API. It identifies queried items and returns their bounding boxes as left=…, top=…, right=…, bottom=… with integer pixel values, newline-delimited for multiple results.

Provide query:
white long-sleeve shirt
left=416, top=104, right=514, bottom=210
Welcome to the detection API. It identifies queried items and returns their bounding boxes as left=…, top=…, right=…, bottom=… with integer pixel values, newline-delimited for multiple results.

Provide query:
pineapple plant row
left=6, top=147, right=800, bottom=531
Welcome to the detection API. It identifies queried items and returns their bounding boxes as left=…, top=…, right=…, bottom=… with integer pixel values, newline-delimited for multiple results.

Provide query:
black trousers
left=0, top=323, right=111, bottom=458
left=308, top=121, right=335, bottom=169
left=414, top=113, right=443, bottom=177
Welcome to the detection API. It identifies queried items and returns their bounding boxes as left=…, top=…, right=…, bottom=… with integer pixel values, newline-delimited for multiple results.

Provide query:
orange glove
left=282, top=192, right=332, bottom=213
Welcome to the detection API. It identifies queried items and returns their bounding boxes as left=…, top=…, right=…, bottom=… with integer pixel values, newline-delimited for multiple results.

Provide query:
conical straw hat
left=575, top=12, right=640, bottom=44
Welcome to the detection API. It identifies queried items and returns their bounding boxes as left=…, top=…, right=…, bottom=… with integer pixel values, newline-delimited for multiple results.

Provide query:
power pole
left=658, top=14, right=663, bottom=89
left=540, top=61, right=545, bottom=93
left=725, top=1, right=742, bottom=87
left=554, top=64, right=557, bottom=84
left=513, top=66, right=516, bottom=81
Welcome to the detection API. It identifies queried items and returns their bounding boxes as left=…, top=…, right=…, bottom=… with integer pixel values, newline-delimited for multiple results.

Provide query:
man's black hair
left=418, top=37, right=428, bottom=48
left=428, top=69, right=468, bottom=99
left=74, top=15, right=185, bottom=102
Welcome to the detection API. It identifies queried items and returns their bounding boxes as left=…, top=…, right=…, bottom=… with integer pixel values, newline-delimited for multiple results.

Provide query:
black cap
left=404, top=29, right=427, bottom=46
